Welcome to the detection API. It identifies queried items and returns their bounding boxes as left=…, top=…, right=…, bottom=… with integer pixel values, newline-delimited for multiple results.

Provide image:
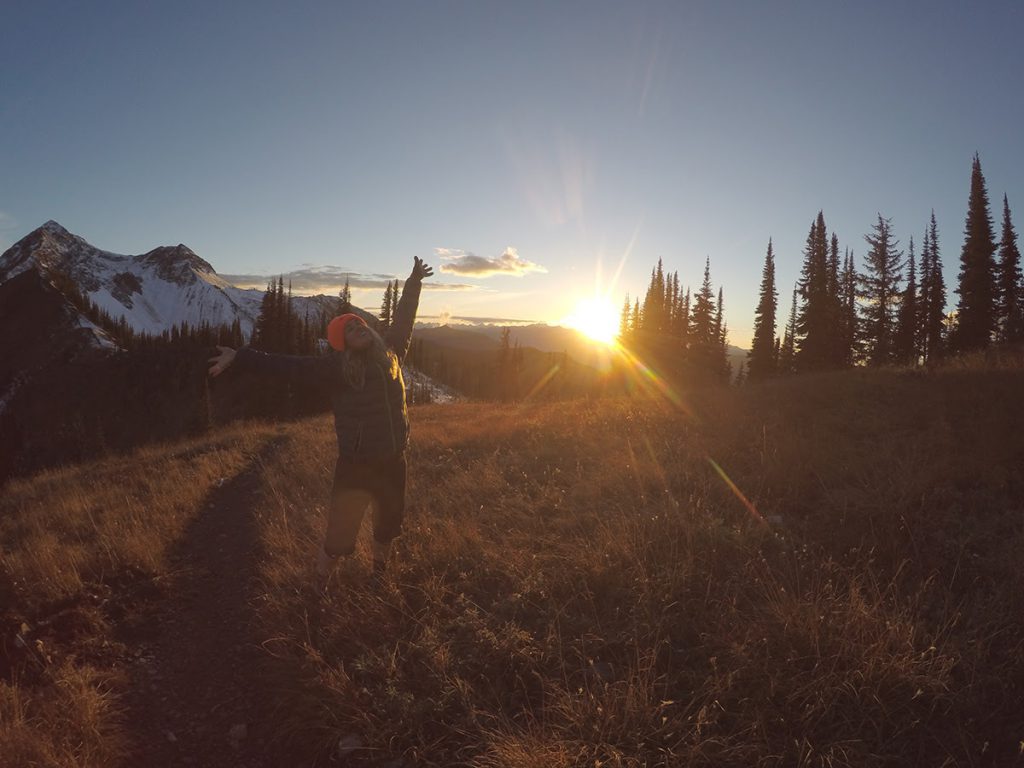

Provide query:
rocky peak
left=139, top=244, right=215, bottom=284
left=40, top=219, right=71, bottom=235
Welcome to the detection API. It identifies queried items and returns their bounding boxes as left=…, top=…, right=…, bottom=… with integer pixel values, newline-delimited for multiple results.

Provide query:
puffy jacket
left=234, top=275, right=422, bottom=460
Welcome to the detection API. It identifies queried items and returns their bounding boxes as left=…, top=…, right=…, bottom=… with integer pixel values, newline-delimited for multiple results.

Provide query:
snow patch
left=402, top=365, right=460, bottom=404
left=77, top=315, right=119, bottom=350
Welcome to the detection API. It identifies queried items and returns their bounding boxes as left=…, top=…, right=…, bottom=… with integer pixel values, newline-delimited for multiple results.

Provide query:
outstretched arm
left=208, top=344, right=343, bottom=382
left=387, top=256, right=433, bottom=363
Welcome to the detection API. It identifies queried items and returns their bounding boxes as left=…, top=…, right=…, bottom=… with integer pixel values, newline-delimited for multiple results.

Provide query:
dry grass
left=0, top=662, right=128, bottom=767
left=3, top=364, right=1023, bottom=766
left=0, top=420, right=286, bottom=767
left=246, top=367, right=1024, bottom=766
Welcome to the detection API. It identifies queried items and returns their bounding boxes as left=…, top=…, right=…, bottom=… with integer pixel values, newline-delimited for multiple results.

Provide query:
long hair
left=340, top=325, right=399, bottom=389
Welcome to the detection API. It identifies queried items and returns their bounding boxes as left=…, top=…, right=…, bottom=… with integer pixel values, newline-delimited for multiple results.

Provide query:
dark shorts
left=324, top=454, right=407, bottom=556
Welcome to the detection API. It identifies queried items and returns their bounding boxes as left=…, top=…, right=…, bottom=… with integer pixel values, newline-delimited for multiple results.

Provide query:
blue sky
left=3, top=1, right=1023, bottom=346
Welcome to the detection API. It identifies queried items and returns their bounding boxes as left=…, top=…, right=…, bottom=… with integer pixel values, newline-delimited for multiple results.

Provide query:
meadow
left=2, top=362, right=1023, bottom=767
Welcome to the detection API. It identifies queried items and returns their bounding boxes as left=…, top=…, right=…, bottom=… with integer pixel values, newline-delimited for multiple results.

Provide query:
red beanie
left=327, top=313, right=367, bottom=351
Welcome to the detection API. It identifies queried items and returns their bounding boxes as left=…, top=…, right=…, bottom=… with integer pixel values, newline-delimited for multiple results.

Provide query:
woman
left=208, top=256, right=433, bottom=586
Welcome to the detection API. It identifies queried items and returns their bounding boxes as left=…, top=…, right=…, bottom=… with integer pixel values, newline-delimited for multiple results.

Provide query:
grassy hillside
left=3, top=365, right=1023, bottom=766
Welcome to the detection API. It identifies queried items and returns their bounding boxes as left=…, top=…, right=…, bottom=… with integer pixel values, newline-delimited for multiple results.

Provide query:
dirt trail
left=119, top=440, right=294, bottom=768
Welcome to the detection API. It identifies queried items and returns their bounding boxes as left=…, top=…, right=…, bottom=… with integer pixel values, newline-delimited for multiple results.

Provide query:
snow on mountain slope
left=0, top=221, right=332, bottom=337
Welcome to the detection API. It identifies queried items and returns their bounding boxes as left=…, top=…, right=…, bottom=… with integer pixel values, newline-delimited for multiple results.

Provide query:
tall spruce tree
left=918, top=211, right=947, bottom=363
left=859, top=215, right=904, bottom=365
left=688, top=259, right=722, bottom=379
left=642, top=259, right=667, bottom=332
left=679, top=288, right=691, bottom=349
left=840, top=248, right=859, bottom=366
left=827, top=233, right=847, bottom=365
left=954, top=153, right=999, bottom=351
left=796, top=211, right=835, bottom=371
left=748, top=238, right=778, bottom=379
left=380, top=280, right=394, bottom=328
left=893, top=237, right=918, bottom=364
left=689, top=260, right=716, bottom=345
left=996, top=194, right=1023, bottom=342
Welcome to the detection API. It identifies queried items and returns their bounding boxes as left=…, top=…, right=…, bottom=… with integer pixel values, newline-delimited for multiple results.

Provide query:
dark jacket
left=234, top=275, right=422, bottom=460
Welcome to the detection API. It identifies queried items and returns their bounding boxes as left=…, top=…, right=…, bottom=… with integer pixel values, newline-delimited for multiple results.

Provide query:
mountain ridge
left=0, top=221, right=332, bottom=338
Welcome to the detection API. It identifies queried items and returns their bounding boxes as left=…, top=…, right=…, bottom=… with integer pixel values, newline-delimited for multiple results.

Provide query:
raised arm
left=387, top=256, right=433, bottom=363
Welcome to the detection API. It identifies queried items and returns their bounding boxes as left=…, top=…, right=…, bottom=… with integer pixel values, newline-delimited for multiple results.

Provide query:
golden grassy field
left=2, top=363, right=1023, bottom=766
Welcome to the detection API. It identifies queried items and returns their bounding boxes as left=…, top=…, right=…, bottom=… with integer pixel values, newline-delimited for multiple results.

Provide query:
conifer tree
left=390, top=280, right=400, bottom=319
left=996, top=194, right=1023, bottom=343
left=253, top=279, right=276, bottom=351
left=688, top=259, right=721, bottom=378
left=714, top=287, right=724, bottom=346
left=339, top=277, right=352, bottom=313
left=919, top=211, right=947, bottom=363
left=840, top=248, right=859, bottom=366
left=893, top=237, right=918, bottom=364
left=748, top=239, right=777, bottom=380
left=778, top=287, right=798, bottom=375
left=678, top=288, right=691, bottom=348
left=717, top=288, right=730, bottom=380
left=380, top=280, right=394, bottom=328
left=954, top=153, right=999, bottom=351
left=734, top=361, right=747, bottom=387
left=689, top=259, right=717, bottom=348
left=276, top=276, right=288, bottom=352
left=859, top=215, right=904, bottom=365
left=619, top=294, right=632, bottom=340
left=640, top=267, right=654, bottom=331
left=828, top=233, right=841, bottom=300
left=642, top=259, right=667, bottom=332
left=285, top=280, right=298, bottom=352
left=796, top=212, right=836, bottom=370
left=669, top=272, right=680, bottom=333
left=631, top=299, right=641, bottom=336
left=827, top=233, right=847, bottom=365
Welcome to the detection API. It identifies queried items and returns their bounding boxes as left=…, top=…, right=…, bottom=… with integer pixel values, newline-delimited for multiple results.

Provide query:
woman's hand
left=208, top=345, right=237, bottom=377
left=409, top=256, right=434, bottom=282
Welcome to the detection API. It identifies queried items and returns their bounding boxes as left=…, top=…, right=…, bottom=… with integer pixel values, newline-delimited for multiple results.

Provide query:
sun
left=564, top=296, right=620, bottom=345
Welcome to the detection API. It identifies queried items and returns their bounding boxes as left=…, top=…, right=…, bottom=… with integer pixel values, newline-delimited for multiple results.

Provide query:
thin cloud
left=436, top=247, right=547, bottom=277
left=418, top=314, right=538, bottom=326
left=221, top=266, right=478, bottom=293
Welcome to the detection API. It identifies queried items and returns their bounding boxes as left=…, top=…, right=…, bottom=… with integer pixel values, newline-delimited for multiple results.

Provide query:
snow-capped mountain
left=0, top=221, right=334, bottom=337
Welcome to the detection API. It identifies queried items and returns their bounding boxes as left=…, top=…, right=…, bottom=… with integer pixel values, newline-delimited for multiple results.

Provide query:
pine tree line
left=746, top=154, right=1022, bottom=380
left=252, top=276, right=321, bottom=355
left=618, top=257, right=731, bottom=384
left=378, top=279, right=400, bottom=329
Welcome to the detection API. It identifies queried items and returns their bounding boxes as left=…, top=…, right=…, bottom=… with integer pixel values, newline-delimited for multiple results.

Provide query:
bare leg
left=318, top=489, right=373, bottom=584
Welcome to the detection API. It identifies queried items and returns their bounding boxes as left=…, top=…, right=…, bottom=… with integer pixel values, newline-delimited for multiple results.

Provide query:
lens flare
left=611, top=344, right=765, bottom=526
